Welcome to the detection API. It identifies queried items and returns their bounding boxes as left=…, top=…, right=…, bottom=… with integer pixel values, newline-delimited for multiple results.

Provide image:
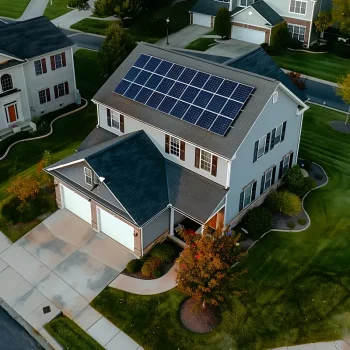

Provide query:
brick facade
left=232, top=22, right=270, bottom=43
left=283, top=16, right=311, bottom=46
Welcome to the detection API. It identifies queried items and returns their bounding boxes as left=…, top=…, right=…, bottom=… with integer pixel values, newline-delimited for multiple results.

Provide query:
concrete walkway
left=109, top=263, right=177, bottom=295
left=20, top=0, right=49, bottom=21
left=206, top=39, right=258, bottom=60
left=271, top=340, right=350, bottom=349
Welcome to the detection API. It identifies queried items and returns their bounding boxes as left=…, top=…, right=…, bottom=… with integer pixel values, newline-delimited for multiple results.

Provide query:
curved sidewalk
left=109, top=263, right=177, bottom=295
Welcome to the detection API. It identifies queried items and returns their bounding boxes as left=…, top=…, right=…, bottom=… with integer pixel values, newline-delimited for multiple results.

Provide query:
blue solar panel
left=125, top=67, right=141, bottom=82
left=210, top=116, right=232, bottom=136
left=203, top=76, right=223, bottom=93
left=134, top=70, right=152, bottom=85
left=180, top=86, right=200, bottom=103
left=146, top=92, right=165, bottom=109
left=158, top=96, right=177, bottom=113
left=145, top=74, right=163, bottom=89
left=193, top=91, right=213, bottom=108
left=134, top=87, right=153, bottom=104
left=217, top=80, right=238, bottom=97
left=207, top=95, right=227, bottom=113
left=114, top=79, right=131, bottom=94
left=196, top=111, right=217, bottom=129
left=231, top=85, right=254, bottom=103
left=166, top=64, right=185, bottom=80
left=191, top=72, right=210, bottom=88
left=168, top=82, right=187, bottom=99
left=178, top=68, right=197, bottom=84
left=155, top=61, right=173, bottom=75
left=124, top=83, right=142, bottom=99
left=170, top=101, right=190, bottom=119
left=144, top=57, right=162, bottom=72
left=156, top=78, right=175, bottom=94
left=134, top=54, right=151, bottom=68
left=221, top=100, right=242, bottom=119
left=182, top=106, right=203, bottom=124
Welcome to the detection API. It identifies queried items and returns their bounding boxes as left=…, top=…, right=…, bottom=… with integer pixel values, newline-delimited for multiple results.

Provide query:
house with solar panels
left=46, top=43, right=308, bottom=257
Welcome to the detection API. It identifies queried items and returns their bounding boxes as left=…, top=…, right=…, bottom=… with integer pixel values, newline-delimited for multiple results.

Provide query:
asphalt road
left=0, top=306, right=43, bottom=350
left=61, top=29, right=104, bottom=51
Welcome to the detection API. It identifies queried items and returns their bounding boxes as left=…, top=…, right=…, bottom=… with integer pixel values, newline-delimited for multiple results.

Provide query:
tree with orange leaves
left=8, top=176, right=40, bottom=203
left=36, top=150, right=55, bottom=188
left=176, top=223, right=247, bottom=308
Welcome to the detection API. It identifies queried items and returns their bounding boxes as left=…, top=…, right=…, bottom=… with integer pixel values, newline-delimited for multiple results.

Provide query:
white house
left=0, top=17, right=76, bottom=139
left=46, top=43, right=308, bottom=257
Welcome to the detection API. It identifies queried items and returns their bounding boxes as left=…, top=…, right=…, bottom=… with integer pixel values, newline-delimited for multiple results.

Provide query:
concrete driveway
left=206, top=39, right=258, bottom=60
left=0, top=209, right=134, bottom=330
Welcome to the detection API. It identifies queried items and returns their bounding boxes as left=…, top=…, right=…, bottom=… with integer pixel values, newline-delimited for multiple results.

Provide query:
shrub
left=141, top=257, right=162, bottom=278
left=139, top=255, right=147, bottom=266
left=289, top=72, right=306, bottom=91
left=304, top=177, right=317, bottom=193
left=267, top=191, right=302, bottom=216
left=288, top=37, right=303, bottom=49
left=241, top=207, right=273, bottom=240
left=150, top=244, right=177, bottom=263
left=214, top=8, right=231, bottom=39
left=333, top=42, right=350, bottom=58
left=285, top=165, right=306, bottom=196
left=287, top=221, right=296, bottom=229
left=298, top=218, right=307, bottom=225
left=126, top=259, right=142, bottom=273
left=270, top=22, right=289, bottom=52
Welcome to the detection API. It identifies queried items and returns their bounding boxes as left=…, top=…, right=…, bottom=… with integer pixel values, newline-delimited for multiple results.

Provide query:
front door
left=5, top=103, right=18, bottom=124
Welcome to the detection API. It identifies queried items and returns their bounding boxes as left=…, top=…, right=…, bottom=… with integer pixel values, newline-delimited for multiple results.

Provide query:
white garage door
left=193, top=13, right=211, bottom=27
left=61, top=185, right=92, bottom=224
left=231, top=26, right=265, bottom=44
left=98, top=208, right=134, bottom=251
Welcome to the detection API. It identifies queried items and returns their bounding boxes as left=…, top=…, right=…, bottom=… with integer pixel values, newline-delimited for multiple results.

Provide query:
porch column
left=170, top=207, right=174, bottom=236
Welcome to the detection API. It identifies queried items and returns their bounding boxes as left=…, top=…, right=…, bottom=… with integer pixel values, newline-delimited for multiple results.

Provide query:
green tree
left=94, top=0, right=118, bottom=17
left=314, top=11, right=332, bottom=34
left=332, top=0, right=350, bottom=35
left=267, top=191, right=302, bottom=216
left=68, top=0, right=90, bottom=10
left=214, top=8, right=231, bottom=39
left=337, top=73, right=350, bottom=124
left=98, top=23, right=136, bottom=76
left=115, top=0, right=142, bottom=22
left=285, top=165, right=307, bottom=196
left=270, top=21, right=289, bottom=52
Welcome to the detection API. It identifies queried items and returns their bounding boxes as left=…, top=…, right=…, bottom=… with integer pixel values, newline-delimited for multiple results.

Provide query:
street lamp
left=166, top=17, right=170, bottom=45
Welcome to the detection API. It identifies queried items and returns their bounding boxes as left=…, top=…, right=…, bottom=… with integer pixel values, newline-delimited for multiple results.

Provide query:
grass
left=45, top=315, right=104, bottom=350
left=185, top=38, right=216, bottom=51
left=91, top=105, right=350, bottom=349
left=272, top=51, right=350, bottom=83
left=71, top=18, right=118, bottom=36
left=43, top=0, right=73, bottom=20
left=206, top=29, right=216, bottom=35
left=0, top=49, right=105, bottom=241
left=0, top=0, right=30, bottom=18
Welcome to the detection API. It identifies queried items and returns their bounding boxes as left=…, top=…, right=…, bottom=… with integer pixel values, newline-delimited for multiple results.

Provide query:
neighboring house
left=0, top=17, right=76, bottom=139
left=190, top=0, right=333, bottom=47
left=46, top=43, right=308, bottom=257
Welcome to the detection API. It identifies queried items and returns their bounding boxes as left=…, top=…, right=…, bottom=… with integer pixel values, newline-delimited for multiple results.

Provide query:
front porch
left=0, top=120, right=36, bottom=141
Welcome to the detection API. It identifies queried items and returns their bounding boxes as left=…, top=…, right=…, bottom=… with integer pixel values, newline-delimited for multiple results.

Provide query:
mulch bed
left=329, top=121, right=350, bottom=135
left=179, top=298, right=222, bottom=334
left=122, top=262, right=173, bottom=280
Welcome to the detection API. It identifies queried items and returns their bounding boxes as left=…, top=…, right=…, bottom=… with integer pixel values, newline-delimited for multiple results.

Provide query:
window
left=54, top=54, right=63, bottom=69
left=111, top=111, right=120, bottom=129
left=257, top=135, right=266, bottom=159
left=264, top=168, right=273, bottom=191
left=239, top=0, right=254, bottom=6
left=38, top=88, right=51, bottom=104
left=84, top=167, right=93, bottom=185
left=54, top=82, right=69, bottom=99
left=58, top=83, right=65, bottom=97
left=35, top=60, right=43, bottom=75
left=1, top=74, right=13, bottom=92
left=243, top=183, right=253, bottom=209
left=289, top=0, right=307, bottom=14
left=288, top=24, right=306, bottom=42
left=273, top=91, right=278, bottom=104
left=274, top=123, right=283, bottom=146
left=170, top=136, right=180, bottom=158
left=50, top=52, right=66, bottom=70
left=200, top=149, right=212, bottom=172
left=282, top=154, right=290, bottom=176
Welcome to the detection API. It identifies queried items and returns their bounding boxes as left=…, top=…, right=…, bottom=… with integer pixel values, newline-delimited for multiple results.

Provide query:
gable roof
left=0, top=16, right=73, bottom=60
left=250, top=1, right=284, bottom=26
left=190, top=0, right=229, bottom=16
left=92, top=42, right=280, bottom=159
left=77, top=127, right=117, bottom=152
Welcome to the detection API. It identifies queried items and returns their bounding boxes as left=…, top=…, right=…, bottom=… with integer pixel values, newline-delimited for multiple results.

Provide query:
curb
left=307, top=101, right=349, bottom=115
left=0, top=99, right=88, bottom=163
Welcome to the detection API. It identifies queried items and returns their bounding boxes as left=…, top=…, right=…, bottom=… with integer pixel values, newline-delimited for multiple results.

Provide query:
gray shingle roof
left=190, top=0, right=229, bottom=16
left=92, top=42, right=279, bottom=159
left=0, top=59, right=23, bottom=71
left=0, top=16, right=73, bottom=59
left=251, top=1, right=284, bottom=26
left=77, top=127, right=117, bottom=152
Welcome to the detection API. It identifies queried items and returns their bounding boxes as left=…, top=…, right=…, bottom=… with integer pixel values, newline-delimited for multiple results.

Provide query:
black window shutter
left=281, top=121, right=287, bottom=142
left=278, top=160, right=283, bottom=179
left=265, top=132, right=271, bottom=154
left=253, top=140, right=259, bottom=163
left=239, top=191, right=244, bottom=212
left=252, top=181, right=257, bottom=201
left=289, top=152, right=294, bottom=168
left=271, top=165, right=276, bottom=185
left=260, top=174, right=265, bottom=195
left=107, top=108, right=111, bottom=127
left=270, top=128, right=276, bottom=150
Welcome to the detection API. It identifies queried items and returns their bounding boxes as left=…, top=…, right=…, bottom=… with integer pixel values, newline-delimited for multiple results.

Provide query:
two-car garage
left=231, top=26, right=266, bottom=44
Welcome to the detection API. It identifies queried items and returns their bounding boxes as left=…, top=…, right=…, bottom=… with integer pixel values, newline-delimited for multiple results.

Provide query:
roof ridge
left=0, top=16, right=45, bottom=31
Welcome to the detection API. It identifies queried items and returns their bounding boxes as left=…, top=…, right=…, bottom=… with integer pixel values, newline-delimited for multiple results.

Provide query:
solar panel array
left=114, top=54, right=255, bottom=136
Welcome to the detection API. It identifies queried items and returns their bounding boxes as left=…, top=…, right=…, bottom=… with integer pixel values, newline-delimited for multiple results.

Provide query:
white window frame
left=57, top=82, right=65, bottom=97
left=111, top=110, right=120, bottom=130
left=257, top=135, right=267, bottom=159
left=84, top=167, right=93, bottom=186
left=34, top=60, right=43, bottom=76
left=264, top=167, right=273, bottom=192
left=243, top=183, right=253, bottom=209
left=282, top=154, right=290, bottom=176
left=38, top=89, right=49, bottom=104
left=170, top=136, right=180, bottom=158
left=274, top=123, right=283, bottom=146
left=288, top=24, right=306, bottom=42
left=239, top=0, right=254, bottom=7
left=4, top=102, right=19, bottom=124
left=200, top=149, right=212, bottom=173
left=289, top=0, right=307, bottom=15
left=273, top=91, right=278, bottom=104
left=54, top=53, right=63, bottom=69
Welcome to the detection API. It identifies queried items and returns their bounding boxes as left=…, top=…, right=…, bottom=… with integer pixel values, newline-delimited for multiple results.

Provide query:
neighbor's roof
left=0, top=59, right=23, bottom=71
left=250, top=1, right=284, bottom=26
left=92, top=42, right=280, bottom=159
left=77, top=127, right=117, bottom=152
left=190, top=0, right=229, bottom=16
left=47, top=130, right=227, bottom=226
left=0, top=16, right=73, bottom=60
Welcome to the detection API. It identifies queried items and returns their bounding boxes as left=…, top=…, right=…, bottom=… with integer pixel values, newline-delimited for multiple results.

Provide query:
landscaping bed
left=185, top=38, right=216, bottom=51
left=0, top=0, right=30, bottom=18
left=71, top=18, right=118, bottom=36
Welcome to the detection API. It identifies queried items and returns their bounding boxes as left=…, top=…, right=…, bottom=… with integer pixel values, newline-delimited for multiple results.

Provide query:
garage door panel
left=231, top=26, right=265, bottom=44
left=61, top=186, right=92, bottom=224
left=99, top=209, right=134, bottom=251
left=193, top=13, right=211, bottom=27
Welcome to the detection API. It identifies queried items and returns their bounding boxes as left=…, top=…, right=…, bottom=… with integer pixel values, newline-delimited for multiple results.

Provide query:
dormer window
left=239, top=0, right=254, bottom=7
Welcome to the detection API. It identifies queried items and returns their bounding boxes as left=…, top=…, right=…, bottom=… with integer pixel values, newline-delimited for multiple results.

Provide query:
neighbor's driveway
left=206, top=39, right=258, bottom=60
left=0, top=209, right=134, bottom=331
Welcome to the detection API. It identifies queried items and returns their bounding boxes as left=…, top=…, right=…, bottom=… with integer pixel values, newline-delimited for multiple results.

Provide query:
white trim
left=4, top=102, right=19, bottom=125
left=140, top=205, right=169, bottom=228
left=236, top=5, right=272, bottom=26
left=242, top=182, right=254, bottom=209
left=199, top=148, right=213, bottom=173
left=172, top=206, right=204, bottom=225
left=287, top=23, right=307, bottom=42
left=84, top=166, right=93, bottom=186
left=169, top=135, right=181, bottom=159
left=288, top=0, right=308, bottom=16
left=71, top=47, right=77, bottom=91
left=307, top=0, right=316, bottom=47
left=170, top=207, right=175, bottom=236
left=232, top=20, right=272, bottom=30
left=296, top=111, right=304, bottom=160
left=25, top=46, right=75, bottom=62
left=47, top=159, right=85, bottom=171
left=0, top=52, right=24, bottom=61
left=278, top=83, right=308, bottom=109
left=20, top=65, right=31, bottom=118
left=225, top=159, right=231, bottom=189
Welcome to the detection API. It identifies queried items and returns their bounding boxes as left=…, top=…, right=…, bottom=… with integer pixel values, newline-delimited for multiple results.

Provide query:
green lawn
left=0, top=0, right=30, bottom=18
left=43, top=0, right=73, bottom=20
left=0, top=49, right=105, bottom=241
left=272, top=51, right=350, bottom=83
left=185, top=38, right=216, bottom=51
left=45, top=316, right=104, bottom=350
left=92, top=105, right=350, bottom=350
left=71, top=18, right=117, bottom=36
